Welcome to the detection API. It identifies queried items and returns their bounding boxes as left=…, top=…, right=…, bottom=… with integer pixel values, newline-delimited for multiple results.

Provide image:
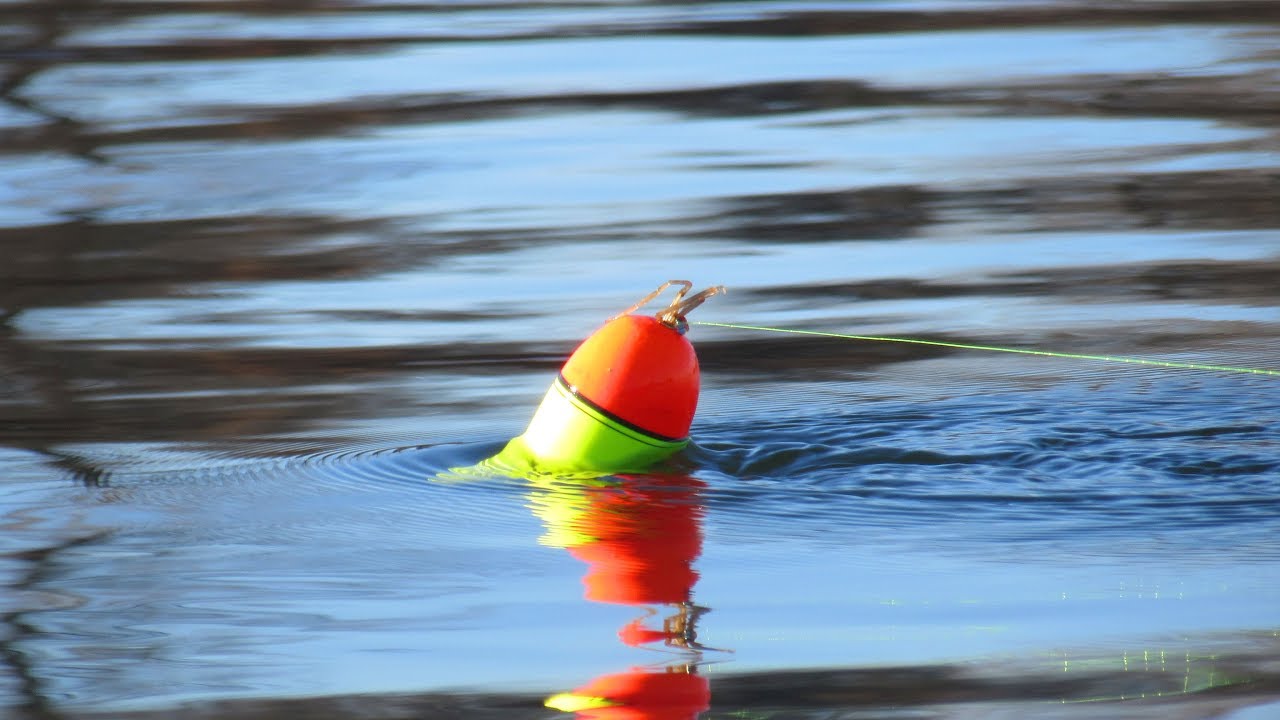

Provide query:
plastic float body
left=486, top=282, right=721, bottom=475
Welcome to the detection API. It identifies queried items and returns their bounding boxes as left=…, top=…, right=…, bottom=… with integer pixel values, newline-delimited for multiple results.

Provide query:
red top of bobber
left=561, top=314, right=700, bottom=441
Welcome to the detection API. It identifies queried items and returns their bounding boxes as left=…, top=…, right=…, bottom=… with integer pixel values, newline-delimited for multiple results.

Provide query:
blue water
left=5, top=367, right=1276, bottom=713
left=3, top=0, right=1279, bottom=717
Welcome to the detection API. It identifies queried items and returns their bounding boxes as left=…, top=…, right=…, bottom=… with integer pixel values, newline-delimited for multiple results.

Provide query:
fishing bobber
left=490, top=281, right=723, bottom=475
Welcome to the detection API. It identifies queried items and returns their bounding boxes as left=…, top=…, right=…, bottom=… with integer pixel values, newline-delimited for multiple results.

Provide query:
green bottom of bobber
left=484, top=377, right=688, bottom=476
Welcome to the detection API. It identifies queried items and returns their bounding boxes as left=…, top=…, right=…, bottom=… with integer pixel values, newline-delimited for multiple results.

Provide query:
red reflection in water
left=536, top=474, right=714, bottom=719
left=554, top=667, right=710, bottom=720
left=568, top=475, right=701, bottom=602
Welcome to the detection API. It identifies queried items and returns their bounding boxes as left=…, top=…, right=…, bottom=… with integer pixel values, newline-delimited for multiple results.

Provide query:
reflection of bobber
left=568, top=475, right=703, bottom=609
left=546, top=668, right=710, bottom=720
left=534, top=474, right=721, bottom=719
left=490, top=281, right=723, bottom=475
left=526, top=473, right=708, bottom=644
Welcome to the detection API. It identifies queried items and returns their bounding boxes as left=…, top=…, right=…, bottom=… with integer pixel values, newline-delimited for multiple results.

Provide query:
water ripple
left=689, top=374, right=1279, bottom=558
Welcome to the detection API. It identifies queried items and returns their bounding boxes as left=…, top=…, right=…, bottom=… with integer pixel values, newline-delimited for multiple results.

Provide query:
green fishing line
left=692, top=321, right=1280, bottom=377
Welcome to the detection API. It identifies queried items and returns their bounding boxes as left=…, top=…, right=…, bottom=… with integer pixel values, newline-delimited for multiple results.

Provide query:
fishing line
left=692, top=321, right=1280, bottom=377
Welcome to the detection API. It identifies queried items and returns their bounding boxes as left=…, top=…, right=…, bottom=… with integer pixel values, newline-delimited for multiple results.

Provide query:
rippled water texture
left=3, top=1, right=1280, bottom=718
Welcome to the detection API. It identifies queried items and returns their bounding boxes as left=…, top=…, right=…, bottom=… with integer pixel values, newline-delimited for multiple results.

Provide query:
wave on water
left=689, top=372, right=1280, bottom=555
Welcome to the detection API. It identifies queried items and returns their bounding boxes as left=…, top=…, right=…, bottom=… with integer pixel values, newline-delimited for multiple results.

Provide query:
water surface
left=2, top=1, right=1279, bottom=718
